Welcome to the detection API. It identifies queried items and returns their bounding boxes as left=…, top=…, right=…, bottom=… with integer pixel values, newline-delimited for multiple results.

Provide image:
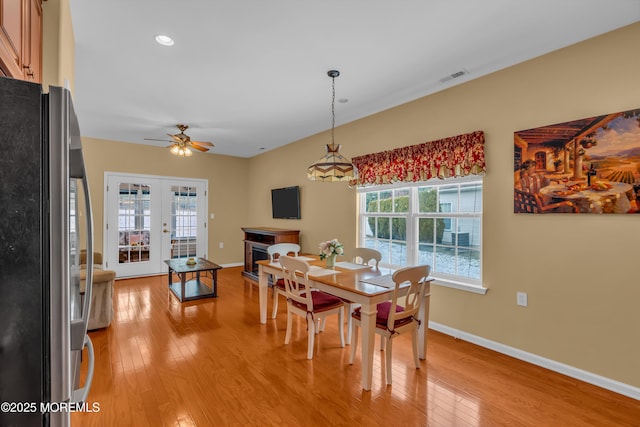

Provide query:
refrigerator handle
left=81, top=169, right=94, bottom=330
left=71, top=335, right=95, bottom=403
left=70, top=162, right=94, bottom=350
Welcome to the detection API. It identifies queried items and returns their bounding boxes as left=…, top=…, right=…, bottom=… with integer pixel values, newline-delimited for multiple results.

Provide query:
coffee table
left=164, top=258, right=222, bottom=302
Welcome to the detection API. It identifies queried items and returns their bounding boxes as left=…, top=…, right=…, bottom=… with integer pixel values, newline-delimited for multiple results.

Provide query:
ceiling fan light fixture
left=307, top=70, right=356, bottom=183
left=155, top=34, right=174, bottom=46
left=170, top=144, right=192, bottom=157
left=145, top=124, right=214, bottom=156
left=175, top=147, right=192, bottom=157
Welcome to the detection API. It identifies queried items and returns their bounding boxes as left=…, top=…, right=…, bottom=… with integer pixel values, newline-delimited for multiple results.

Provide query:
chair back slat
left=279, top=255, right=312, bottom=310
left=267, top=243, right=301, bottom=261
left=387, top=265, right=430, bottom=331
left=351, top=247, right=381, bottom=267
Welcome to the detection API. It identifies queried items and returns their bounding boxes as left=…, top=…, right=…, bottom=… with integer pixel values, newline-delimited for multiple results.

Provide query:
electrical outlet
left=516, top=292, right=528, bottom=307
left=219, top=242, right=224, bottom=249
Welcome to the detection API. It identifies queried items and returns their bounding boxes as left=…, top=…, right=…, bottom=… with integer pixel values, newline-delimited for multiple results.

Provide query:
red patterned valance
left=351, top=130, right=486, bottom=186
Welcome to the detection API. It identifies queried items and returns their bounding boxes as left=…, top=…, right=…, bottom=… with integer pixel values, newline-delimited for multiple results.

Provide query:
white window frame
left=357, top=176, right=487, bottom=294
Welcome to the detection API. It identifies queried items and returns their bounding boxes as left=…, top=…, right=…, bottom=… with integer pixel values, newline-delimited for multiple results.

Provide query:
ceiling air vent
left=439, top=69, right=468, bottom=83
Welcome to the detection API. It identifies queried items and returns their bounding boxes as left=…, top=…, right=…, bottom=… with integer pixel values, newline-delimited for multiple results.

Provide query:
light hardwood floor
left=72, top=267, right=639, bottom=426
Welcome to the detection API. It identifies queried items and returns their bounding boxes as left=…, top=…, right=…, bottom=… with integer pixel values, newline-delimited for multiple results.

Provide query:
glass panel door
left=106, top=176, right=162, bottom=277
left=161, top=180, right=207, bottom=263
left=117, top=183, right=151, bottom=265
left=168, top=185, right=198, bottom=259
left=105, top=174, right=208, bottom=278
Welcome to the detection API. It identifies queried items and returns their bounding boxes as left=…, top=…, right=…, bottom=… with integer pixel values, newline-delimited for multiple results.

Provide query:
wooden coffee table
left=165, top=258, right=222, bottom=302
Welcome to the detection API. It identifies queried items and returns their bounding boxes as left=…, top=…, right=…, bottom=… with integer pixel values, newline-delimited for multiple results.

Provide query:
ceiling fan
left=144, top=124, right=214, bottom=156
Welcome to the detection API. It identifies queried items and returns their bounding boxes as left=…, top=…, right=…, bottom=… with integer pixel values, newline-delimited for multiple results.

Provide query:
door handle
left=163, top=229, right=169, bottom=233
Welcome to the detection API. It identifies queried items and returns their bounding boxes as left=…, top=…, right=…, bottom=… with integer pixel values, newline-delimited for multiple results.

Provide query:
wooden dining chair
left=344, top=247, right=382, bottom=344
left=279, top=255, right=345, bottom=359
left=349, top=264, right=430, bottom=385
left=351, top=247, right=381, bottom=267
left=267, top=243, right=300, bottom=318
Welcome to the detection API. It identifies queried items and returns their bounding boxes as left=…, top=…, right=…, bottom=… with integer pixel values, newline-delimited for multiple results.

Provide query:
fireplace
left=251, top=246, right=269, bottom=276
left=241, top=227, right=300, bottom=282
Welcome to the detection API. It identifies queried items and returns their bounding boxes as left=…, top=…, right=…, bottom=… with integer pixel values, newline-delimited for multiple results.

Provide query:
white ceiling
left=69, top=0, right=640, bottom=158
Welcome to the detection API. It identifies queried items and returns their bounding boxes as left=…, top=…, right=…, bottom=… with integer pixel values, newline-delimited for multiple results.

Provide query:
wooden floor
left=72, top=267, right=639, bottom=426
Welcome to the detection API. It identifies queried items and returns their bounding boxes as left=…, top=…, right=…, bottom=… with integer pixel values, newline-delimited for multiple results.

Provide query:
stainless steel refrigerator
left=0, top=76, right=96, bottom=426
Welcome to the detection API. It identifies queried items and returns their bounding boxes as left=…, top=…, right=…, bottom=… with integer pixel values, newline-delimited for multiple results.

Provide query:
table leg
left=180, top=272, right=186, bottom=302
left=418, top=285, right=431, bottom=359
left=258, top=264, right=268, bottom=324
left=212, top=269, right=218, bottom=297
left=359, top=302, right=377, bottom=391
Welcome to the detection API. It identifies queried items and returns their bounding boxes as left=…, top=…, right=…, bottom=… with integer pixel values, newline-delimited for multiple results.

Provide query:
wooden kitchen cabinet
left=0, top=0, right=42, bottom=82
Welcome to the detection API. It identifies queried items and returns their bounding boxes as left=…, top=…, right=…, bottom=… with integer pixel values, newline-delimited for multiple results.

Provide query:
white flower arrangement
left=319, top=238, right=344, bottom=260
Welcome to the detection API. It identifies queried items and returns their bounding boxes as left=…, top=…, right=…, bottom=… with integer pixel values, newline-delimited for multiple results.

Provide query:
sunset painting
left=514, top=108, right=640, bottom=214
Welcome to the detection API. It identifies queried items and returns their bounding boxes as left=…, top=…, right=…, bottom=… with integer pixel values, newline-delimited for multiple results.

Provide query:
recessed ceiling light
left=155, top=34, right=174, bottom=46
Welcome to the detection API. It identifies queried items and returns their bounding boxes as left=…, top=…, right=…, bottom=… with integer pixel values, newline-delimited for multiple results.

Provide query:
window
left=117, top=183, right=151, bottom=263
left=170, top=185, right=198, bottom=258
left=359, top=176, right=483, bottom=291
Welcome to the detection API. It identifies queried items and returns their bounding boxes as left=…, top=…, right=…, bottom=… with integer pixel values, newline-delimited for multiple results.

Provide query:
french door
left=104, top=173, right=208, bottom=277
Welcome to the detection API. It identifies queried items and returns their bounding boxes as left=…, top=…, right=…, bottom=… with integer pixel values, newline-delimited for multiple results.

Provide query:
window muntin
left=359, top=177, right=482, bottom=287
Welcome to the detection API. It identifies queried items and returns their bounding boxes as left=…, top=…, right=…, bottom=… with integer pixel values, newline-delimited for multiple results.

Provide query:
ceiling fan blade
left=168, top=133, right=183, bottom=143
left=144, top=138, right=172, bottom=142
left=191, top=140, right=215, bottom=147
left=165, top=144, right=175, bottom=149
left=189, top=143, right=209, bottom=152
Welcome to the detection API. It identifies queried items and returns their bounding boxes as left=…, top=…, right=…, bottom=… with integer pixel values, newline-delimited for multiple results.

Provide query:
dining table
left=539, top=180, right=633, bottom=213
left=256, top=255, right=433, bottom=391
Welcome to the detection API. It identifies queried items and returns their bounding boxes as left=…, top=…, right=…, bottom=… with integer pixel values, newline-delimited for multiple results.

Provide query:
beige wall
left=81, top=138, right=250, bottom=266
left=42, top=0, right=74, bottom=91
left=247, top=23, right=640, bottom=388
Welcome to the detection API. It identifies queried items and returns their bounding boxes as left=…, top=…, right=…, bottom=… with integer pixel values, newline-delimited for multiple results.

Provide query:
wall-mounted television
left=271, top=186, right=301, bottom=219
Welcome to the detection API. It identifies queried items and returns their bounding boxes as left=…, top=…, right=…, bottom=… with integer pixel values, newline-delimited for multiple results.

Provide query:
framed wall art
left=514, top=108, right=640, bottom=214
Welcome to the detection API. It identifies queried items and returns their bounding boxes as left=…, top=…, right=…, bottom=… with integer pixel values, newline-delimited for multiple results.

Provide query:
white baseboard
left=429, top=321, right=640, bottom=400
left=220, top=262, right=243, bottom=268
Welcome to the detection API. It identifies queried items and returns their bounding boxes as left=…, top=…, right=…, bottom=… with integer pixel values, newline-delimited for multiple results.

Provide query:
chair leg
left=271, top=288, right=279, bottom=319
left=307, top=313, right=316, bottom=360
left=385, top=337, right=393, bottom=385
left=284, top=307, right=293, bottom=345
left=412, top=329, right=420, bottom=369
left=320, top=317, right=327, bottom=332
left=380, top=336, right=386, bottom=351
left=338, top=306, right=345, bottom=348
left=349, top=323, right=359, bottom=364
left=346, top=304, right=353, bottom=345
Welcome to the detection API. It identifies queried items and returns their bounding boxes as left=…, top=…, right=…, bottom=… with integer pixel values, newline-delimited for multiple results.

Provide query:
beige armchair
left=80, top=250, right=103, bottom=269
left=80, top=264, right=116, bottom=330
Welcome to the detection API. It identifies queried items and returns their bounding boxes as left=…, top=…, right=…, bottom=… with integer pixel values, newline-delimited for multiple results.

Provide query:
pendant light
left=307, top=70, right=356, bottom=182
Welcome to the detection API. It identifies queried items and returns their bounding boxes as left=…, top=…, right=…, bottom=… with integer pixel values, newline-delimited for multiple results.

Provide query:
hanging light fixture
left=307, top=70, right=356, bottom=182
left=170, top=143, right=192, bottom=157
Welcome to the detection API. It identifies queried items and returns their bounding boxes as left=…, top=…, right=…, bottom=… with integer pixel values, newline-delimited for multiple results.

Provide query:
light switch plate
left=517, top=292, right=528, bottom=307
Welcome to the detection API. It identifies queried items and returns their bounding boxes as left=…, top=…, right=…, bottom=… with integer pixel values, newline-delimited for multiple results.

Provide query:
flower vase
left=326, top=254, right=337, bottom=269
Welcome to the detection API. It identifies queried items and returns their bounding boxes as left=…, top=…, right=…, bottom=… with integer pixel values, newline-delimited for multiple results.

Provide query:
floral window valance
left=351, top=130, right=486, bottom=186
